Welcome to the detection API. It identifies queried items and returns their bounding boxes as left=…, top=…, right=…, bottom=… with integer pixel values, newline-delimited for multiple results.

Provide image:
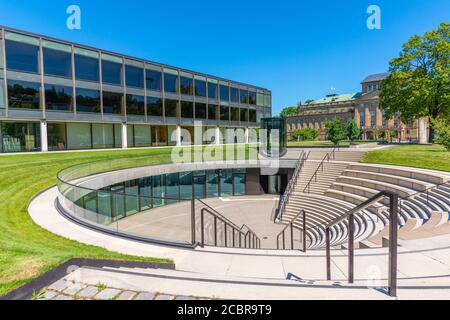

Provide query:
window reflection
left=5, top=40, right=39, bottom=73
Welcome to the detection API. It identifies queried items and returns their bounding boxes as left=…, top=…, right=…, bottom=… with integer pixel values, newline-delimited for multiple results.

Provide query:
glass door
left=193, top=175, right=206, bottom=199
left=232, top=173, right=246, bottom=196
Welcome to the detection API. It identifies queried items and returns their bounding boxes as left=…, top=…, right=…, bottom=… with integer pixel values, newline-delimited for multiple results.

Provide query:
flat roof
left=0, top=25, right=271, bottom=93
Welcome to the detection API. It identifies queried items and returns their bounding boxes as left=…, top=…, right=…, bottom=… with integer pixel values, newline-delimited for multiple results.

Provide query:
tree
left=291, top=128, right=320, bottom=141
left=325, top=118, right=346, bottom=146
left=380, top=22, right=450, bottom=143
left=346, top=120, right=361, bottom=143
left=304, top=99, right=315, bottom=105
left=432, top=118, right=450, bottom=151
left=280, top=106, right=298, bottom=118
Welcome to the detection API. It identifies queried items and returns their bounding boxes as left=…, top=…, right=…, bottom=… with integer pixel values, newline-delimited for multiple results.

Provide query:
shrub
left=291, top=128, right=320, bottom=141
left=432, top=118, right=450, bottom=151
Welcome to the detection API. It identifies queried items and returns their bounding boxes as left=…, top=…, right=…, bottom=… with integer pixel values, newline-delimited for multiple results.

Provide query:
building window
left=360, top=111, right=365, bottom=128
left=230, top=87, right=239, bottom=103
left=165, top=99, right=178, bottom=118
left=370, top=111, right=376, bottom=127
left=194, top=80, right=206, bottom=97
left=0, top=121, right=41, bottom=152
left=208, top=83, right=218, bottom=100
left=231, top=107, right=239, bottom=121
left=195, top=103, right=207, bottom=120
left=43, top=47, right=72, bottom=78
left=220, top=106, right=230, bottom=121
left=47, top=122, right=67, bottom=150
left=249, top=109, right=257, bottom=123
left=220, top=85, right=229, bottom=102
left=75, top=54, right=99, bottom=82
left=126, top=94, right=145, bottom=115
left=134, top=125, right=151, bottom=147
left=180, top=77, right=193, bottom=95
left=67, top=122, right=92, bottom=150
left=92, top=123, right=115, bottom=149
left=103, top=91, right=123, bottom=114
left=147, top=97, right=163, bottom=117
left=5, top=40, right=39, bottom=73
left=45, top=84, right=73, bottom=112
left=7, top=80, right=40, bottom=109
left=146, top=70, right=162, bottom=91
left=181, top=101, right=194, bottom=118
left=208, top=104, right=217, bottom=120
left=240, top=89, right=249, bottom=104
left=102, top=60, right=122, bottom=86
left=249, top=91, right=257, bottom=105
left=76, top=88, right=100, bottom=113
left=164, top=73, right=178, bottom=93
left=240, top=108, right=248, bottom=122
left=125, top=65, right=144, bottom=88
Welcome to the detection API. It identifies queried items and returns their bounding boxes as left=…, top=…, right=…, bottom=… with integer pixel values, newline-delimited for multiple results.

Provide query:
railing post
left=232, top=228, right=235, bottom=247
left=290, top=222, right=294, bottom=250
left=239, top=233, right=242, bottom=248
left=200, top=209, right=205, bottom=247
left=214, top=216, right=217, bottom=247
left=224, top=223, right=228, bottom=247
left=389, top=193, right=398, bottom=298
left=303, top=212, right=307, bottom=253
left=191, top=199, right=196, bottom=245
left=282, top=230, right=286, bottom=250
left=326, top=227, right=331, bottom=280
left=348, top=214, right=354, bottom=284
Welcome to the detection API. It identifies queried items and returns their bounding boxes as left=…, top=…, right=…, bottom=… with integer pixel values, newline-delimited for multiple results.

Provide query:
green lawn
left=363, top=144, right=450, bottom=172
left=0, top=145, right=253, bottom=296
left=287, top=140, right=377, bottom=147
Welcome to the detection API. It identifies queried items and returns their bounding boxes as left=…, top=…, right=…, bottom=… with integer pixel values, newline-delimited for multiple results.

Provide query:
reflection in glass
left=164, top=73, right=178, bottom=93
left=195, top=80, right=206, bottom=97
left=7, top=80, right=40, bottom=109
left=146, top=70, right=162, bottom=91
left=165, top=99, right=178, bottom=118
left=125, top=65, right=144, bottom=88
left=103, top=91, right=123, bottom=114
left=76, top=88, right=100, bottom=113
left=180, top=77, right=193, bottom=95
left=126, top=94, right=145, bottom=115
left=102, top=60, right=122, bottom=85
left=43, top=47, right=72, bottom=78
left=5, top=40, right=39, bottom=73
left=147, top=97, right=163, bottom=117
left=75, top=54, right=99, bottom=82
left=45, top=84, right=73, bottom=112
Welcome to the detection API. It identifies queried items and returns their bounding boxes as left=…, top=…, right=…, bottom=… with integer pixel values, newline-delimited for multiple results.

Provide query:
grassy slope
left=0, top=148, right=181, bottom=296
left=0, top=145, right=252, bottom=296
left=362, top=144, right=450, bottom=172
left=287, top=140, right=376, bottom=147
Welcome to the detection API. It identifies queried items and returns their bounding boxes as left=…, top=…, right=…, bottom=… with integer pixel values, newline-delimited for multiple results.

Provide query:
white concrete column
left=121, top=123, right=128, bottom=149
left=176, top=125, right=182, bottom=146
left=40, top=120, right=48, bottom=152
left=215, top=126, right=221, bottom=145
left=244, top=127, right=249, bottom=144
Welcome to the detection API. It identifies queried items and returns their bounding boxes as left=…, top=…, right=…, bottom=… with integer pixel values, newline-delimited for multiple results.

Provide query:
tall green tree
left=380, top=22, right=450, bottom=142
left=432, top=118, right=450, bottom=151
left=346, top=119, right=361, bottom=143
left=280, top=106, right=298, bottom=118
left=325, top=118, right=346, bottom=146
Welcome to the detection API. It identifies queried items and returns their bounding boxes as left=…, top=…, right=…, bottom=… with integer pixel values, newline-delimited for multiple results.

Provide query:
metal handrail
left=274, top=151, right=309, bottom=222
left=276, top=210, right=307, bottom=252
left=325, top=190, right=399, bottom=297
left=303, top=147, right=337, bottom=194
left=198, top=201, right=261, bottom=249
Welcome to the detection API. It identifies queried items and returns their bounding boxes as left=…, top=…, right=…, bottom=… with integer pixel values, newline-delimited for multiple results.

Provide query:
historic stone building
left=286, top=73, right=429, bottom=143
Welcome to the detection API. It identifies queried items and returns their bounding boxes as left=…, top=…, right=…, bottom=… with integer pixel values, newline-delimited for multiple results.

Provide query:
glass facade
left=5, top=40, right=39, bottom=73
left=125, top=65, right=144, bottom=88
left=0, top=121, right=41, bottom=152
left=7, top=80, right=40, bottom=109
left=78, top=168, right=249, bottom=223
left=43, top=47, right=72, bottom=78
left=195, top=103, right=207, bottom=120
left=194, top=79, right=206, bottom=97
left=240, top=89, right=249, bottom=104
left=75, top=54, right=99, bottom=82
left=180, top=76, right=193, bottom=95
left=0, top=28, right=272, bottom=153
left=147, top=97, right=163, bottom=117
left=165, top=99, right=178, bottom=118
left=103, top=91, right=123, bottom=114
left=146, top=70, right=162, bottom=91
left=76, top=88, right=101, bottom=113
left=102, top=60, right=122, bottom=86
left=181, top=101, right=194, bottom=119
left=126, top=94, right=145, bottom=116
left=45, top=84, right=73, bottom=112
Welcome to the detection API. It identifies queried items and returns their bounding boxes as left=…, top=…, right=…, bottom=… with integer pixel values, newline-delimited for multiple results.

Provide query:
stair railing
left=398, top=180, right=450, bottom=216
left=274, top=151, right=309, bottom=222
left=198, top=199, right=261, bottom=249
left=303, top=147, right=337, bottom=194
left=325, top=190, right=399, bottom=297
left=276, top=210, right=307, bottom=252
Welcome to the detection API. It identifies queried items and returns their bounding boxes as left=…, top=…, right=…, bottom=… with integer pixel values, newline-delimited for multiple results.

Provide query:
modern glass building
left=0, top=26, right=272, bottom=153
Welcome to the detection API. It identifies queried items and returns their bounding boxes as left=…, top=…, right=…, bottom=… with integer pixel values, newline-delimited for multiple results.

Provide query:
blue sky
left=0, top=0, right=448, bottom=115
